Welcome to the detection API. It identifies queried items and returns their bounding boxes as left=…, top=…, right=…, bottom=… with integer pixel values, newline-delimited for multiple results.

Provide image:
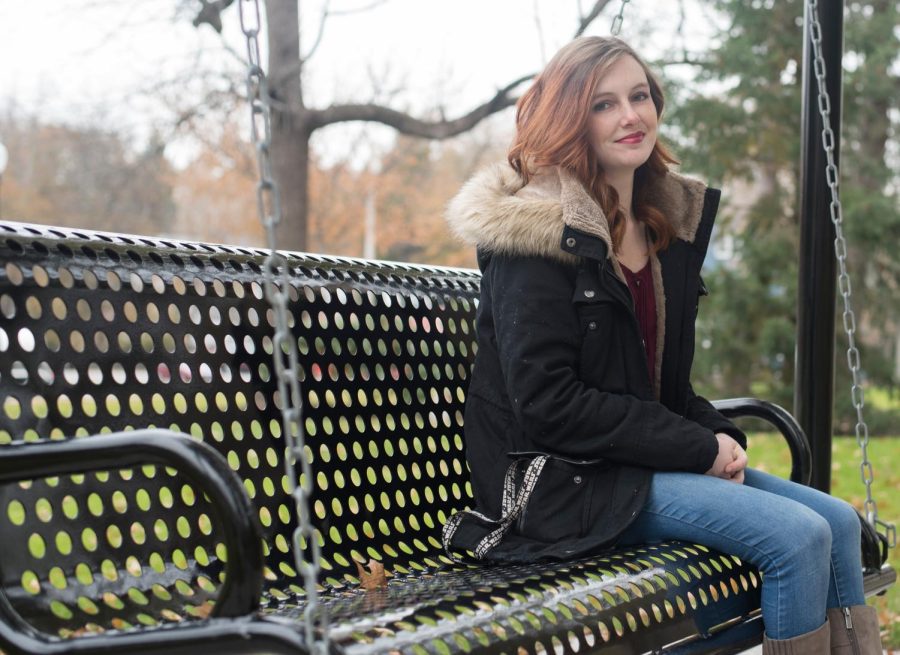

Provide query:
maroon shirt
left=621, top=261, right=657, bottom=387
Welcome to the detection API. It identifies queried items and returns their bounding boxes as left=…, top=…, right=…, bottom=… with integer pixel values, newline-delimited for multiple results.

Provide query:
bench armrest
left=712, top=398, right=812, bottom=485
left=0, top=430, right=264, bottom=652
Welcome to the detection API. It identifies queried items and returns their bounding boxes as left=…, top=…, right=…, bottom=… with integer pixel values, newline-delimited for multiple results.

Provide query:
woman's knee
left=825, top=497, right=862, bottom=547
left=779, top=506, right=832, bottom=562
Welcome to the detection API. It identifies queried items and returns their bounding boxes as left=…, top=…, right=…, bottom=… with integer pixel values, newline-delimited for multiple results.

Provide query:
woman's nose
left=620, top=103, right=639, bottom=125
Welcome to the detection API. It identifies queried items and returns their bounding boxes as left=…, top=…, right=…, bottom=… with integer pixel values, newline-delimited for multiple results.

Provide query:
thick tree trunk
left=266, top=0, right=308, bottom=252
left=270, top=110, right=310, bottom=252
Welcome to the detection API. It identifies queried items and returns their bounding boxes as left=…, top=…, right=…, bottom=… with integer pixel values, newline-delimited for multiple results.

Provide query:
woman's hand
left=705, top=433, right=747, bottom=484
left=724, top=438, right=748, bottom=484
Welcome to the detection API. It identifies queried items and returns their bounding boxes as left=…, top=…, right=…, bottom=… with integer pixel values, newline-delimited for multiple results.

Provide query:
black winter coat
left=444, top=164, right=746, bottom=562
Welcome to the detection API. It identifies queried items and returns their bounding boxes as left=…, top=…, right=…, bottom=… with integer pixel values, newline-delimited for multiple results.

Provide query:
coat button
left=573, top=475, right=583, bottom=484
left=566, top=237, right=576, bottom=247
left=588, top=321, right=597, bottom=330
left=584, top=290, right=595, bottom=298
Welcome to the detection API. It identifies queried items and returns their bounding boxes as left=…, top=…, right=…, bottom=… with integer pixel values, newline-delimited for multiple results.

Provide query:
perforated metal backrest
left=0, top=221, right=480, bottom=633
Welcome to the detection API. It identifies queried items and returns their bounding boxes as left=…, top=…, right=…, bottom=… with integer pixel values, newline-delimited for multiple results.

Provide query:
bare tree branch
left=310, top=74, right=534, bottom=138
left=676, top=0, right=693, bottom=67
left=364, top=61, right=408, bottom=105
left=328, top=0, right=389, bottom=17
left=653, top=56, right=710, bottom=68
left=574, top=0, right=615, bottom=38
left=302, top=0, right=390, bottom=62
left=533, top=0, right=547, bottom=65
left=308, top=0, right=611, bottom=139
left=302, top=0, right=331, bottom=63
left=192, top=0, right=235, bottom=32
left=311, top=0, right=609, bottom=138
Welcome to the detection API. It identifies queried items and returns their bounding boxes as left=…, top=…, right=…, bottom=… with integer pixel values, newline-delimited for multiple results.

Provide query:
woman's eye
left=592, top=101, right=611, bottom=112
left=632, top=92, right=650, bottom=102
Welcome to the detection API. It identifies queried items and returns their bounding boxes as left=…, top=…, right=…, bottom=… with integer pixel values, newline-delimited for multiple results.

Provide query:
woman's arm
left=685, top=384, right=748, bottom=449
left=488, top=253, right=719, bottom=473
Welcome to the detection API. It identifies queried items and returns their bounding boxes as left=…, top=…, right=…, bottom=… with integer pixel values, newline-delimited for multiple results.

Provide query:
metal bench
left=0, top=220, right=893, bottom=655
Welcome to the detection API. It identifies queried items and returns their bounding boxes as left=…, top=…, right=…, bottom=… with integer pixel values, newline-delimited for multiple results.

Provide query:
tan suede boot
left=762, top=620, right=830, bottom=654
left=827, top=605, right=884, bottom=654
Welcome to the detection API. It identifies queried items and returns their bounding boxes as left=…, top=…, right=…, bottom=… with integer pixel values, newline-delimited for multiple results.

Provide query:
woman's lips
left=616, top=132, right=644, bottom=144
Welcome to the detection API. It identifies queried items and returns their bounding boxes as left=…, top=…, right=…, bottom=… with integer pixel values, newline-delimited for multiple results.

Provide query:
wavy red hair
left=508, top=37, right=678, bottom=253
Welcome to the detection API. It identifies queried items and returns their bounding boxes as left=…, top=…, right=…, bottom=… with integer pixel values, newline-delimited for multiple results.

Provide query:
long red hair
left=508, top=37, right=677, bottom=253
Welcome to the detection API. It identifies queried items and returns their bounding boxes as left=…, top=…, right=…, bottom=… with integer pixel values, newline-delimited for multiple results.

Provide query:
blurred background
left=1, top=0, right=898, bottom=642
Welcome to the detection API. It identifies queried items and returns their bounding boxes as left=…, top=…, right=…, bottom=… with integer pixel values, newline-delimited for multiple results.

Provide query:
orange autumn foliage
left=3, top=112, right=505, bottom=268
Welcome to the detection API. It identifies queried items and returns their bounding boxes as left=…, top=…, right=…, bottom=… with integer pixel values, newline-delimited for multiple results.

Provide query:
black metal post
left=796, top=0, right=844, bottom=493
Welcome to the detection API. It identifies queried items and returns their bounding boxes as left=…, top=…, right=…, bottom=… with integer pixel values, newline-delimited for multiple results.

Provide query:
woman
left=443, top=37, right=880, bottom=654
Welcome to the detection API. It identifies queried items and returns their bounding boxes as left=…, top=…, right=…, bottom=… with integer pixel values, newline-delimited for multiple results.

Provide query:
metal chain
left=805, top=0, right=895, bottom=548
left=237, top=0, right=330, bottom=650
left=610, top=0, right=631, bottom=35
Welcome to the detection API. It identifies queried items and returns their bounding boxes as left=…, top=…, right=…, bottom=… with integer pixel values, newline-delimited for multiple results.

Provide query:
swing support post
left=796, top=0, right=844, bottom=493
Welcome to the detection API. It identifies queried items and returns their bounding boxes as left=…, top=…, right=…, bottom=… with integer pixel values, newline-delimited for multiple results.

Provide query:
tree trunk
left=270, top=113, right=309, bottom=252
left=266, top=0, right=308, bottom=252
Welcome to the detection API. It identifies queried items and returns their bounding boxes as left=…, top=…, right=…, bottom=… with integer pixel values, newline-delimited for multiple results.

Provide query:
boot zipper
left=843, top=607, right=861, bottom=655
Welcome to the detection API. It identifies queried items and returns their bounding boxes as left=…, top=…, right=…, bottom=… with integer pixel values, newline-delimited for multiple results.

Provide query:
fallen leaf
left=356, top=558, right=390, bottom=591
left=68, top=625, right=105, bottom=636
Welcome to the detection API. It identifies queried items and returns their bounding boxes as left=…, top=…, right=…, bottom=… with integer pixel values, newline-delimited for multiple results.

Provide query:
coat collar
left=445, top=163, right=710, bottom=265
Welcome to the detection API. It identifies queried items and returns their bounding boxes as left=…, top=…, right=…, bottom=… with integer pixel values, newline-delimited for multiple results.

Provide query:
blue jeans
left=616, top=468, right=864, bottom=639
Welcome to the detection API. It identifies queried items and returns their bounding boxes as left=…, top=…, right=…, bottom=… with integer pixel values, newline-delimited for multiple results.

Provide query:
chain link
left=238, top=0, right=330, bottom=650
left=805, top=0, right=895, bottom=548
left=610, top=0, right=631, bottom=35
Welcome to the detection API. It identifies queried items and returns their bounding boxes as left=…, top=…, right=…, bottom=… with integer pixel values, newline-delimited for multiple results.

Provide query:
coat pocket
left=510, top=453, right=610, bottom=543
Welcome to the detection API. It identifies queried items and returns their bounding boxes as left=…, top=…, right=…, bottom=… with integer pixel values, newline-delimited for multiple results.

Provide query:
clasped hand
left=705, top=433, right=748, bottom=484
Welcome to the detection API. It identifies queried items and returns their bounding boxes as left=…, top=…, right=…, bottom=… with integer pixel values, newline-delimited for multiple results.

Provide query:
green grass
left=747, top=433, right=900, bottom=647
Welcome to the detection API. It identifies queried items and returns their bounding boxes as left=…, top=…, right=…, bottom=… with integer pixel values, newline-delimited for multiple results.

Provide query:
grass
left=747, top=432, right=900, bottom=647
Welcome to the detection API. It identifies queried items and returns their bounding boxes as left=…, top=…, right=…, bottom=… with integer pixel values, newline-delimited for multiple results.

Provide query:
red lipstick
left=616, top=132, right=644, bottom=144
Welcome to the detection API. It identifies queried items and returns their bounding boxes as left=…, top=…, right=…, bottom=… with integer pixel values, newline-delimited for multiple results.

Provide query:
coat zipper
left=600, top=263, right=654, bottom=394
left=843, top=607, right=861, bottom=655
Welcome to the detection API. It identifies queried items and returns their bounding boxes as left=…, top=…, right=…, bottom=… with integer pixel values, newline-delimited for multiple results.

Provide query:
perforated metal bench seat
left=0, top=220, right=890, bottom=655
left=294, top=542, right=765, bottom=655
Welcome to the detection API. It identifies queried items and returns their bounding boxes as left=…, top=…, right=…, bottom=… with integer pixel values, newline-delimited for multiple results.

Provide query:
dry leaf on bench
left=356, top=558, right=390, bottom=590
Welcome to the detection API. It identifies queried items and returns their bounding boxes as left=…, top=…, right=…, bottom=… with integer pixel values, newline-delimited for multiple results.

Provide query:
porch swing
left=0, top=0, right=894, bottom=654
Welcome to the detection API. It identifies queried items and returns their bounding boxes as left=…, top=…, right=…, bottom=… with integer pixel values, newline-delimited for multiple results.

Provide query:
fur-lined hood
left=445, top=163, right=710, bottom=265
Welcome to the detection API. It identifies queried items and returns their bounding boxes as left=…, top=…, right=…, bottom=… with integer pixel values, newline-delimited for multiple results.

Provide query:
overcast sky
left=0, top=1, right=716, bottom=165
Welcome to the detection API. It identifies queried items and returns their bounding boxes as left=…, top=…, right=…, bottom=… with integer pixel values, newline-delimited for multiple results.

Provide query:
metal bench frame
left=0, top=220, right=893, bottom=655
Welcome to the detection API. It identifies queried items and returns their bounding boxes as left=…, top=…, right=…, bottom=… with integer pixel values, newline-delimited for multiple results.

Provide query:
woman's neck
left=605, top=169, right=647, bottom=269
left=604, top=169, right=635, bottom=221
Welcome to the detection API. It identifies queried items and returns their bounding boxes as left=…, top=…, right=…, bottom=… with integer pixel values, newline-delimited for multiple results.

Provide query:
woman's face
left=586, top=55, right=658, bottom=177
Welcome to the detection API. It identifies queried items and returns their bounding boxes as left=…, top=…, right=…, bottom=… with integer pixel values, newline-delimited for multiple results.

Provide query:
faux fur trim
left=445, top=164, right=574, bottom=264
left=644, top=171, right=708, bottom=243
left=445, top=162, right=708, bottom=264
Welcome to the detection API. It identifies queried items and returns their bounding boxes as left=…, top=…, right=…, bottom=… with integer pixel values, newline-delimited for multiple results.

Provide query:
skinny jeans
left=616, top=468, right=865, bottom=639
